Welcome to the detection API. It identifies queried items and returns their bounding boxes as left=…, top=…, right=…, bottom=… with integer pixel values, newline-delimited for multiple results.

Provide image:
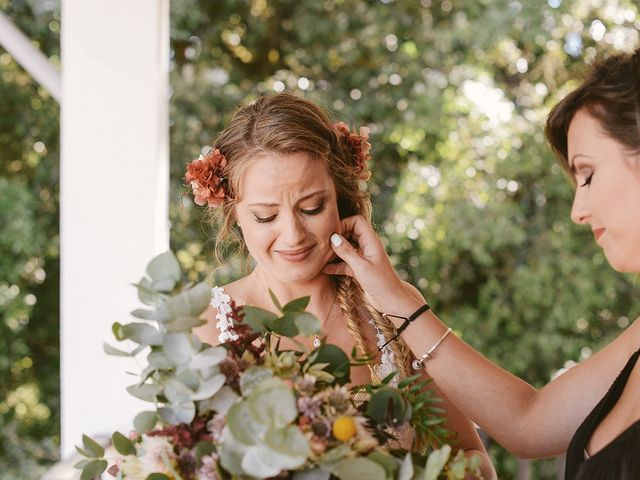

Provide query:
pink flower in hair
left=333, top=122, right=372, bottom=181
left=184, top=148, right=228, bottom=207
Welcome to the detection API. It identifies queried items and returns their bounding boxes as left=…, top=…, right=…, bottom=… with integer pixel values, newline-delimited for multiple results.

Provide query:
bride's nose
left=280, top=212, right=306, bottom=245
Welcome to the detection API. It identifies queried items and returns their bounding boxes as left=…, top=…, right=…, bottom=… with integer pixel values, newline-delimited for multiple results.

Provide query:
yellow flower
left=332, top=416, right=357, bottom=441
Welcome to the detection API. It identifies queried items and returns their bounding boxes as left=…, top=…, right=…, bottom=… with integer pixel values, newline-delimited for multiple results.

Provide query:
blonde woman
left=190, top=93, right=495, bottom=478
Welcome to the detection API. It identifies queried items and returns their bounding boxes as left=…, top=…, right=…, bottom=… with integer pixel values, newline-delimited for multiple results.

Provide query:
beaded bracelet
left=378, top=303, right=431, bottom=351
left=411, top=327, right=452, bottom=370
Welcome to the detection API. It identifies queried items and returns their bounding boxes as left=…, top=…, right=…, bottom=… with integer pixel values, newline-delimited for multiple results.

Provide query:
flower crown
left=185, top=122, right=372, bottom=207
left=184, top=147, right=228, bottom=208
left=331, top=121, right=372, bottom=181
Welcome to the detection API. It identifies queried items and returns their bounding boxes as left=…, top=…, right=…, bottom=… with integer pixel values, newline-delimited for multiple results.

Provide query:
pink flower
left=184, top=148, right=228, bottom=207
left=333, top=122, right=372, bottom=181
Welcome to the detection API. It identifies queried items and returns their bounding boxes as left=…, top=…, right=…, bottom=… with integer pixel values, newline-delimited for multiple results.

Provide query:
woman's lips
left=593, top=228, right=605, bottom=240
left=275, top=245, right=315, bottom=262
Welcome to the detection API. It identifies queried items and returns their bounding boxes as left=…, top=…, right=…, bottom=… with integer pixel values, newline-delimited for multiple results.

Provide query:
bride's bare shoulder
left=193, top=276, right=251, bottom=347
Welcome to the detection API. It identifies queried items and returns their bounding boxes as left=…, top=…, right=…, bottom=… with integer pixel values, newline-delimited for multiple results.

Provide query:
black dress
left=565, top=349, right=640, bottom=479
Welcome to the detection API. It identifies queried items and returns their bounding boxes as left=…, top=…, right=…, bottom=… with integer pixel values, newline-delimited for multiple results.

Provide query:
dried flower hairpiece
left=332, top=121, right=372, bottom=181
left=184, top=147, right=228, bottom=207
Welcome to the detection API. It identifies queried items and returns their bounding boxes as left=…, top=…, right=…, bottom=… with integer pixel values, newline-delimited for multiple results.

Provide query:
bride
left=189, top=92, right=495, bottom=478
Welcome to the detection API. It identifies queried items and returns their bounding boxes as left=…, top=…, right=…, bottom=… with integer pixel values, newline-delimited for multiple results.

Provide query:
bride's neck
left=250, top=266, right=334, bottom=307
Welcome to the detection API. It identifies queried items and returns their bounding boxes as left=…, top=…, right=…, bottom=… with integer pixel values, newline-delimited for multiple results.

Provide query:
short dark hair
left=545, top=48, right=640, bottom=174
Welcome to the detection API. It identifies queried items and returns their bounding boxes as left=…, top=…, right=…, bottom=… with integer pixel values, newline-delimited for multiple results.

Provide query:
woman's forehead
left=238, top=151, right=334, bottom=201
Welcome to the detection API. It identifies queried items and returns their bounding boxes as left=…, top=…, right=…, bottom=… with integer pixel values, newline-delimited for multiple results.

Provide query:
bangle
left=378, top=303, right=431, bottom=351
left=411, top=327, right=452, bottom=370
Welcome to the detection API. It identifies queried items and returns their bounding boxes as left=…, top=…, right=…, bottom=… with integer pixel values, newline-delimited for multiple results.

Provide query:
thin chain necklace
left=314, top=289, right=336, bottom=348
left=254, top=271, right=335, bottom=349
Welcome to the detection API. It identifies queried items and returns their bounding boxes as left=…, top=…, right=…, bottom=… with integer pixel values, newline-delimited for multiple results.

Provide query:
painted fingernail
left=330, top=233, right=343, bottom=246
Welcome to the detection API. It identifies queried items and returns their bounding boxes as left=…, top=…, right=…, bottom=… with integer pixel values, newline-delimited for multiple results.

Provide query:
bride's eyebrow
left=248, top=190, right=326, bottom=207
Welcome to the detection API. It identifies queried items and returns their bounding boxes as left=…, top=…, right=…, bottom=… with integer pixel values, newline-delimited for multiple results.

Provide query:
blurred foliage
left=2, top=0, right=640, bottom=479
left=168, top=1, right=640, bottom=478
left=0, top=0, right=61, bottom=478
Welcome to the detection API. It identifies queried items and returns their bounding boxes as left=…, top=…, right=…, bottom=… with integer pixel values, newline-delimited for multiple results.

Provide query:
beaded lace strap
left=211, top=286, right=239, bottom=343
left=368, top=319, right=399, bottom=386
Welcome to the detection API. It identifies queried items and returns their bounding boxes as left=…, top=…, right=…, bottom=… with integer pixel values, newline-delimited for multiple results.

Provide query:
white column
left=60, top=0, right=170, bottom=457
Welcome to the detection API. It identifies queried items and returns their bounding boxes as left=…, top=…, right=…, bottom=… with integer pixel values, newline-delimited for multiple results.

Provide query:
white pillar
left=60, top=0, right=170, bottom=457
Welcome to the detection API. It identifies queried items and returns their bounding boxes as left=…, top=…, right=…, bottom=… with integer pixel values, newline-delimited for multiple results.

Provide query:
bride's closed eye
left=253, top=203, right=325, bottom=223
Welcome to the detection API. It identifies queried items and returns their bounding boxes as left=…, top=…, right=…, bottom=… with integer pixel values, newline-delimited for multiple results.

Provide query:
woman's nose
left=570, top=188, right=589, bottom=225
left=281, top=214, right=306, bottom=245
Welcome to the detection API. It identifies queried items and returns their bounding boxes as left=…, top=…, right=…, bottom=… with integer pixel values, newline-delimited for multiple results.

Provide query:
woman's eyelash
left=253, top=204, right=325, bottom=223
left=254, top=215, right=276, bottom=223
left=580, top=172, right=593, bottom=187
left=302, top=204, right=325, bottom=215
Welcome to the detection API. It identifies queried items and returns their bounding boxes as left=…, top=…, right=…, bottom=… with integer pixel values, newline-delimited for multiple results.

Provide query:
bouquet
left=75, top=252, right=482, bottom=480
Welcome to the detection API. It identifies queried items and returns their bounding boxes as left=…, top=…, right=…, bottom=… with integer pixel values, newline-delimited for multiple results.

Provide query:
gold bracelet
left=411, top=327, right=452, bottom=370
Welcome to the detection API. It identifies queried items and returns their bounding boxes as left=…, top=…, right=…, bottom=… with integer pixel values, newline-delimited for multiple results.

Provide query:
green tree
left=169, top=1, right=640, bottom=478
left=0, top=0, right=61, bottom=477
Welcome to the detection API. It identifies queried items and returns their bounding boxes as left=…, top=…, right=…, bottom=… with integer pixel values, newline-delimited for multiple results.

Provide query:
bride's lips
left=593, top=228, right=605, bottom=240
left=275, top=245, right=315, bottom=262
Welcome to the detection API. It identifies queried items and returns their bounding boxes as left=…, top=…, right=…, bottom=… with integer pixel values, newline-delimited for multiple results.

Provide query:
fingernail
left=330, top=233, right=343, bottom=246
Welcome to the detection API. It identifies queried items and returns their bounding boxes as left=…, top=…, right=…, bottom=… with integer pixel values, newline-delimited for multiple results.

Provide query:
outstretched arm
left=323, top=215, right=639, bottom=458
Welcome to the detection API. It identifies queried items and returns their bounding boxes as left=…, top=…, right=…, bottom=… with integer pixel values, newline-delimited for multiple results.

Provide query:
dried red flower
left=333, top=122, right=372, bottom=181
left=147, top=414, right=212, bottom=451
left=184, top=148, right=228, bottom=207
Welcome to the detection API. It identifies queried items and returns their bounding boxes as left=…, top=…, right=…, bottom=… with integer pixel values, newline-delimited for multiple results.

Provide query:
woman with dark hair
left=189, top=93, right=496, bottom=478
left=325, top=48, right=640, bottom=479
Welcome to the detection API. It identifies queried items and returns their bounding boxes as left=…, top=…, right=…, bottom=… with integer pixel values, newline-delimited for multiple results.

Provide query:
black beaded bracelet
left=378, top=303, right=431, bottom=351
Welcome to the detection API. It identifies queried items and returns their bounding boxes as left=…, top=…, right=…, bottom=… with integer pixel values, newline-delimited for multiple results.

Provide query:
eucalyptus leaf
left=190, top=346, right=227, bottom=369
left=136, top=277, right=162, bottom=306
left=423, top=445, right=451, bottom=480
left=147, top=351, right=174, bottom=369
left=103, top=342, right=132, bottom=357
left=158, top=400, right=196, bottom=424
left=239, top=367, right=274, bottom=397
left=82, top=434, right=105, bottom=457
left=270, top=314, right=299, bottom=337
left=219, top=427, right=250, bottom=475
left=112, top=431, right=136, bottom=456
left=163, top=332, right=194, bottom=366
left=133, top=411, right=158, bottom=434
left=227, top=402, right=266, bottom=445
left=282, top=296, right=310, bottom=313
left=262, top=425, right=310, bottom=463
left=126, top=383, right=162, bottom=402
left=242, top=306, right=278, bottom=333
left=146, top=472, right=171, bottom=480
left=311, top=344, right=351, bottom=385
left=198, top=385, right=239, bottom=415
left=367, top=451, right=398, bottom=478
left=145, top=251, right=181, bottom=291
left=190, top=374, right=226, bottom=401
left=164, top=379, right=195, bottom=403
left=247, top=381, right=297, bottom=429
left=398, top=452, right=414, bottom=480
left=73, top=459, right=91, bottom=469
left=80, top=459, right=108, bottom=480
left=130, top=308, right=159, bottom=320
left=165, top=315, right=206, bottom=332
left=121, top=322, right=163, bottom=346
left=366, top=387, right=408, bottom=426
left=268, top=289, right=283, bottom=311
left=165, top=282, right=211, bottom=318
left=241, top=446, right=282, bottom=479
left=292, top=312, right=322, bottom=336
left=334, top=457, right=386, bottom=480
left=292, top=469, right=331, bottom=480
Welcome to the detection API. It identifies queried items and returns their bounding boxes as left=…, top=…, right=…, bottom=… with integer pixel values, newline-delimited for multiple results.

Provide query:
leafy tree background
left=2, top=0, right=639, bottom=478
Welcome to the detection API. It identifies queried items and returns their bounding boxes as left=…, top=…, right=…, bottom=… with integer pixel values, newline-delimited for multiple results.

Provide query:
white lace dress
left=210, top=286, right=400, bottom=385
